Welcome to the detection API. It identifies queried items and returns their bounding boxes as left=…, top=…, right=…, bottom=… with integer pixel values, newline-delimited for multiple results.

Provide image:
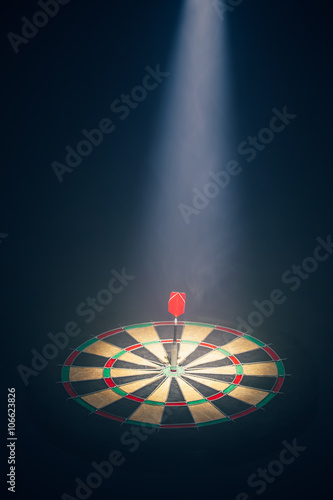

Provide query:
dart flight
left=168, top=292, right=186, bottom=318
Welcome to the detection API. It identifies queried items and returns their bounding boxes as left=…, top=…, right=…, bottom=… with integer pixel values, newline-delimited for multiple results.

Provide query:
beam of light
left=139, top=0, right=236, bottom=309
left=151, top=0, right=228, bottom=187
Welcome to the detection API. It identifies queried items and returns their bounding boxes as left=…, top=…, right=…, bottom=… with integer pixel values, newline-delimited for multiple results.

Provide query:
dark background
left=1, top=1, right=332, bottom=499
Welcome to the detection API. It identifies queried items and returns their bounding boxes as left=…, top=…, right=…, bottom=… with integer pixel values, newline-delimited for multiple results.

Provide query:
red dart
left=168, top=292, right=186, bottom=371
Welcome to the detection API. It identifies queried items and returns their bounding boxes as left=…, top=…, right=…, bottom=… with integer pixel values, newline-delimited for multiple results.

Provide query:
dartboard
left=62, top=322, right=285, bottom=429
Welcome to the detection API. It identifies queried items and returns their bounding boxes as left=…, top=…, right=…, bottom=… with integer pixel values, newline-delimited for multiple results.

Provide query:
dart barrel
left=170, top=317, right=178, bottom=371
left=170, top=343, right=178, bottom=371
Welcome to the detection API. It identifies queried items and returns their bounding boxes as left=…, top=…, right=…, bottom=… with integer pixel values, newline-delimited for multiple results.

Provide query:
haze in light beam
left=150, top=0, right=229, bottom=189
left=140, top=0, right=235, bottom=306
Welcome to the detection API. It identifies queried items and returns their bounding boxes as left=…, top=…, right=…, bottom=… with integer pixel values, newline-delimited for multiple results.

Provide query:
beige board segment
left=143, top=343, right=169, bottom=364
left=118, top=375, right=163, bottom=394
left=185, top=366, right=236, bottom=375
left=117, top=351, right=161, bottom=368
left=69, top=367, right=103, bottom=382
left=219, top=337, right=259, bottom=354
left=125, top=326, right=169, bottom=362
left=229, top=386, right=269, bottom=405
left=129, top=404, right=164, bottom=425
left=176, top=377, right=205, bottom=401
left=84, top=341, right=122, bottom=358
left=177, top=325, right=214, bottom=364
left=81, top=389, right=122, bottom=408
left=182, top=374, right=230, bottom=393
left=125, top=326, right=160, bottom=344
left=189, top=401, right=226, bottom=423
left=185, top=349, right=228, bottom=369
left=181, top=324, right=214, bottom=343
left=177, top=342, right=200, bottom=365
left=146, top=378, right=171, bottom=403
left=242, top=362, right=278, bottom=377
left=111, top=368, right=159, bottom=378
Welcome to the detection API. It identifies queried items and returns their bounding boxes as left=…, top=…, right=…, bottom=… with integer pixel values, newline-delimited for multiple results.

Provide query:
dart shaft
left=170, top=317, right=178, bottom=370
left=173, top=317, right=178, bottom=342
